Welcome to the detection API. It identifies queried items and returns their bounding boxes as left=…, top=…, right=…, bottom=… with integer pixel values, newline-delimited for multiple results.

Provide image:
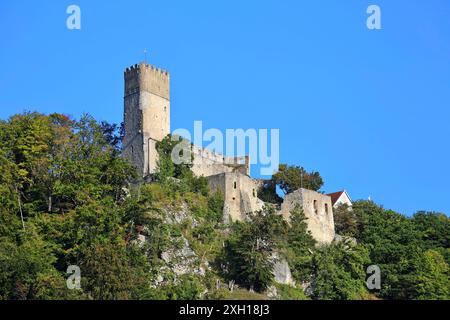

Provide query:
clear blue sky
left=1, top=0, right=450, bottom=216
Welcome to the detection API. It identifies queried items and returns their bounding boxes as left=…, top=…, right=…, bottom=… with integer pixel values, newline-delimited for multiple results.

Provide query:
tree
left=257, top=180, right=283, bottom=204
left=333, top=204, right=359, bottom=237
left=164, top=275, right=205, bottom=300
left=283, top=206, right=316, bottom=282
left=155, top=135, right=192, bottom=180
left=0, top=112, right=149, bottom=300
left=351, top=200, right=450, bottom=300
left=0, top=226, right=78, bottom=300
left=79, top=242, right=154, bottom=300
left=272, top=164, right=323, bottom=194
left=222, top=207, right=288, bottom=292
left=311, top=244, right=370, bottom=300
left=155, top=134, right=209, bottom=195
left=412, top=211, right=450, bottom=250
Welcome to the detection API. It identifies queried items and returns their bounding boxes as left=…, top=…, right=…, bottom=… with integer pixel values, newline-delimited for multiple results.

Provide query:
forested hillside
left=0, top=113, right=448, bottom=300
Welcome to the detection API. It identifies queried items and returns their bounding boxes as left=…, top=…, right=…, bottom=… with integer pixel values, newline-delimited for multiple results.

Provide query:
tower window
left=234, top=182, right=237, bottom=189
left=253, top=189, right=256, bottom=198
left=325, top=203, right=329, bottom=215
left=313, top=200, right=318, bottom=215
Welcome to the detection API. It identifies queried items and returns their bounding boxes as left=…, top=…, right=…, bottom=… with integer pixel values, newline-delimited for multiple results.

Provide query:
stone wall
left=123, top=63, right=170, bottom=176
left=207, top=172, right=264, bottom=223
left=121, top=62, right=336, bottom=245
left=191, top=145, right=250, bottom=178
left=279, top=188, right=335, bottom=245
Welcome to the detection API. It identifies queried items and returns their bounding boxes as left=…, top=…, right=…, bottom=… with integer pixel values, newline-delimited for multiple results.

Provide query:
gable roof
left=326, top=190, right=352, bottom=206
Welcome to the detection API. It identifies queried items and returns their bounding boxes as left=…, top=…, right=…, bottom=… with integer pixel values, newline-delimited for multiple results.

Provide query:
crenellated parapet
left=191, top=144, right=251, bottom=177
left=124, top=63, right=170, bottom=99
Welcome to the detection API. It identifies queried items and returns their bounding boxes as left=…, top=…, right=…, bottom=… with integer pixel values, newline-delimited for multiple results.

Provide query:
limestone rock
left=161, top=236, right=206, bottom=277
left=272, top=254, right=295, bottom=286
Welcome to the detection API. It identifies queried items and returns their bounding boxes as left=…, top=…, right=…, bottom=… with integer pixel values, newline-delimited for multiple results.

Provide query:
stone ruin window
left=314, top=200, right=318, bottom=215
left=325, top=203, right=329, bottom=215
left=253, top=189, right=256, bottom=198
left=234, top=182, right=237, bottom=189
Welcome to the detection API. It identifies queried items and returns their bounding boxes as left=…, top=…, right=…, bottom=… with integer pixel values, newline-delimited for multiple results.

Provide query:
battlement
left=192, top=145, right=249, bottom=166
left=191, top=144, right=251, bottom=177
left=124, top=63, right=169, bottom=77
left=124, top=62, right=170, bottom=99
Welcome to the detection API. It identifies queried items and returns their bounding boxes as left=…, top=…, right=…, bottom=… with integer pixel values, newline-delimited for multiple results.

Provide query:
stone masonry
left=279, top=188, right=335, bottom=245
left=123, top=63, right=170, bottom=177
left=122, top=62, right=336, bottom=244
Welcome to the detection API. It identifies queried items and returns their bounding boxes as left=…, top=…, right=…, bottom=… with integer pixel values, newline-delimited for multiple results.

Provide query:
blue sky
left=1, top=0, right=450, bottom=216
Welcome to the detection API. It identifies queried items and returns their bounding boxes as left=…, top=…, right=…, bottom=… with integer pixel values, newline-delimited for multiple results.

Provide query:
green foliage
left=311, top=244, right=370, bottom=300
left=275, top=283, right=310, bottom=300
left=155, top=134, right=209, bottom=196
left=0, top=113, right=149, bottom=300
left=273, top=164, right=324, bottom=194
left=333, top=204, right=360, bottom=237
left=0, top=226, right=79, bottom=300
left=352, top=201, right=450, bottom=300
left=398, top=249, right=450, bottom=300
left=208, top=288, right=268, bottom=300
left=207, top=191, right=225, bottom=224
left=221, top=208, right=288, bottom=292
left=1, top=112, right=449, bottom=301
left=79, top=242, right=154, bottom=300
left=257, top=181, right=283, bottom=204
left=412, top=211, right=450, bottom=252
left=155, top=135, right=192, bottom=180
left=163, top=275, right=206, bottom=300
left=282, top=206, right=316, bottom=282
left=0, top=113, right=136, bottom=216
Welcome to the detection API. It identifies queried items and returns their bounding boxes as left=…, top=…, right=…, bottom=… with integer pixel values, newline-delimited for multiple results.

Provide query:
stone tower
left=122, top=62, right=170, bottom=176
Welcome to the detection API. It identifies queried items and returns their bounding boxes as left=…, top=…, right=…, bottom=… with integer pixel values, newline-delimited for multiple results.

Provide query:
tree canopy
left=0, top=112, right=448, bottom=301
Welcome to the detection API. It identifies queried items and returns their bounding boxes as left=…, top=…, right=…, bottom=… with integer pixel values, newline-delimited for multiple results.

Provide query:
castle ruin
left=122, top=62, right=337, bottom=244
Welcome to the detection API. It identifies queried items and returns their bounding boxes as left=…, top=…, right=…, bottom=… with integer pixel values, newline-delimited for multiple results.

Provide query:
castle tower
left=123, top=62, right=170, bottom=176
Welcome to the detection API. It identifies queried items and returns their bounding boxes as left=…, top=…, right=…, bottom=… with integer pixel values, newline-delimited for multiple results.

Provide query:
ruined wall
left=207, top=172, right=264, bottom=223
left=123, top=63, right=170, bottom=176
left=121, top=62, right=336, bottom=247
left=279, top=189, right=335, bottom=245
left=191, top=145, right=250, bottom=177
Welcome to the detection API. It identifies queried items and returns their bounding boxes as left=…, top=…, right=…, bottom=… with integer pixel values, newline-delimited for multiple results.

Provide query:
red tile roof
left=326, top=191, right=345, bottom=206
